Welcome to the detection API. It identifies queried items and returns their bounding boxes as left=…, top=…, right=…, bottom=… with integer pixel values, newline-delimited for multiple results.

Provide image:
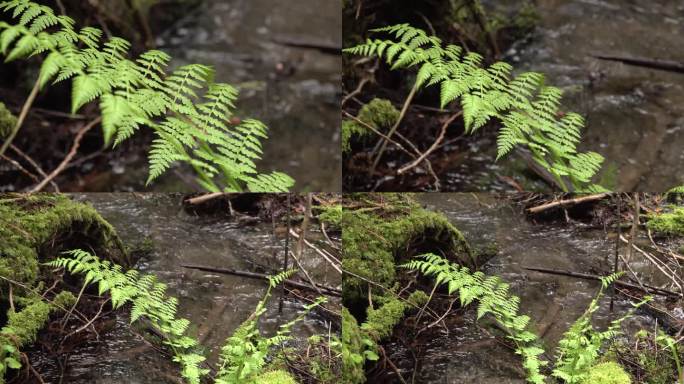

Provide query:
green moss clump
left=581, top=361, right=631, bottom=384
left=0, top=194, right=127, bottom=286
left=647, top=206, right=684, bottom=236
left=316, top=204, right=342, bottom=228
left=0, top=103, right=16, bottom=138
left=342, top=98, right=399, bottom=153
left=342, top=193, right=474, bottom=309
left=341, top=307, right=366, bottom=384
left=254, top=370, right=297, bottom=384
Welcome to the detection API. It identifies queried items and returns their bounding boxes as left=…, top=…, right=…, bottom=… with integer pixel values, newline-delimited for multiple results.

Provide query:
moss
left=341, top=307, right=365, bottom=384
left=0, top=103, right=16, bottom=138
left=254, top=370, right=297, bottom=384
left=647, top=206, right=684, bottom=236
left=342, top=193, right=474, bottom=310
left=0, top=194, right=128, bottom=286
left=581, top=361, right=631, bottom=384
left=316, top=204, right=342, bottom=228
left=342, top=98, right=399, bottom=153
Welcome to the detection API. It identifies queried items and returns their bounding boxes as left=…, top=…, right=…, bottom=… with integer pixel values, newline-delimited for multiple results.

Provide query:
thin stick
left=10, top=145, right=59, bottom=191
left=279, top=194, right=291, bottom=313
left=397, top=112, right=462, bottom=174
left=289, top=229, right=341, bottom=272
left=611, top=195, right=621, bottom=311
left=523, top=266, right=681, bottom=297
left=371, top=84, right=417, bottom=172
left=181, top=264, right=341, bottom=296
left=29, top=117, right=102, bottom=192
left=342, top=111, right=415, bottom=159
left=527, top=193, right=610, bottom=214
left=184, top=192, right=230, bottom=205
left=0, top=78, right=41, bottom=157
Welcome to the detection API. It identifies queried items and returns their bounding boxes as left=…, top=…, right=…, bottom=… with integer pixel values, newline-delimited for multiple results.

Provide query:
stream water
left=377, top=193, right=673, bottom=383
left=446, top=0, right=684, bottom=192
left=113, top=0, right=342, bottom=192
left=27, top=194, right=339, bottom=383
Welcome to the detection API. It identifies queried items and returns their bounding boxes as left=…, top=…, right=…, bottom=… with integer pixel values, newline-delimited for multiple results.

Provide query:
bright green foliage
left=344, top=24, right=606, bottom=192
left=47, top=249, right=209, bottom=384
left=655, top=331, right=682, bottom=382
left=646, top=206, right=684, bottom=236
left=580, top=361, right=631, bottom=384
left=215, top=269, right=325, bottom=383
left=0, top=0, right=293, bottom=192
left=402, top=253, right=547, bottom=384
left=0, top=102, right=16, bottom=137
left=552, top=273, right=648, bottom=384
left=342, top=98, right=399, bottom=153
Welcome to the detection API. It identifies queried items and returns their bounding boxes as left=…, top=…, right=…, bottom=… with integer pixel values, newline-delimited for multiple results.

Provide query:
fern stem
left=0, top=78, right=41, bottom=158
left=371, top=83, right=417, bottom=172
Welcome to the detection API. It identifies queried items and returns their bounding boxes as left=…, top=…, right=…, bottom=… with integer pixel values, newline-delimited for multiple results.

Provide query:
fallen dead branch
left=522, top=266, right=681, bottom=298
left=526, top=193, right=610, bottom=214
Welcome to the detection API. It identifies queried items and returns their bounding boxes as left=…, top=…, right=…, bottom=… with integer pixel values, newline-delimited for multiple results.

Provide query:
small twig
left=10, top=145, right=59, bottom=191
left=29, top=117, right=102, bottom=192
left=397, top=112, right=462, bottom=175
left=289, top=229, right=341, bottom=272
left=523, top=266, right=681, bottom=297
left=184, top=192, right=232, bottom=205
left=527, top=193, right=610, bottom=214
left=180, top=264, right=341, bottom=297
left=1, top=153, right=40, bottom=183
left=342, top=111, right=415, bottom=159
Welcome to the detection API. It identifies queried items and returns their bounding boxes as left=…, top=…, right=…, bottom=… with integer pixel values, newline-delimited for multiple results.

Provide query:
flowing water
left=114, top=0, right=342, bottom=192
left=377, top=193, right=672, bottom=383
left=28, top=194, right=339, bottom=383
left=446, top=0, right=684, bottom=192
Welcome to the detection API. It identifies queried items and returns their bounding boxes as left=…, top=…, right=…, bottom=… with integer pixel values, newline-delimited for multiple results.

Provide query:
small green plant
left=551, top=273, right=648, bottom=383
left=345, top=24, right=606, bottom=192
left=655, top=331, right=683, bottom=383
left=647, top=205, right=684, bottom=236
left=579, top=361, right=631, bottom=384
left=214, top=269, right=327, bottom=383
left=0, top=0, right=293, bottom=192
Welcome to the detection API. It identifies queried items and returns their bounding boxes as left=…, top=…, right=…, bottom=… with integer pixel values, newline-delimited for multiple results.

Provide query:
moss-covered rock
left=581, top=361, right=631, bottom=384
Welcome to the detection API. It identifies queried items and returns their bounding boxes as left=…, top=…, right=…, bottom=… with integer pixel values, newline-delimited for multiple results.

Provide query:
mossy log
left=342, top=193, right=475, bottom=312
